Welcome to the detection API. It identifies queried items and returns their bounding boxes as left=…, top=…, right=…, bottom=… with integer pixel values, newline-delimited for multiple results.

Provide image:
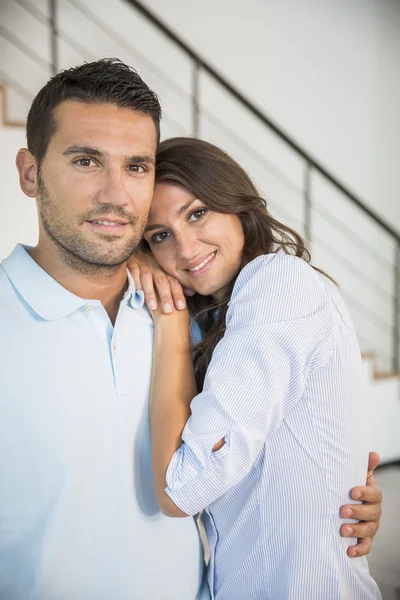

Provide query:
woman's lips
left=186, top=251, right=217, bottom=277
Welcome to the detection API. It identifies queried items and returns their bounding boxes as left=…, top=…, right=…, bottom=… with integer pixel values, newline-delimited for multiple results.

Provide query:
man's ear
left=16, top=148, right=39, bottom=198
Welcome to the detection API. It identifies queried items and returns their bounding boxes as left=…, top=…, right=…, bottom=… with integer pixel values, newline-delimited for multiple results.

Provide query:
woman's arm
left=150, top=308, right=197, bottom=517
left=141, top=256, right=383, bottom=553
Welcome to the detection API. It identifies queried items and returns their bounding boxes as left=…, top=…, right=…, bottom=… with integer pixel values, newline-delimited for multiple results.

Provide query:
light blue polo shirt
left=0, top=244, right=208, bottom=600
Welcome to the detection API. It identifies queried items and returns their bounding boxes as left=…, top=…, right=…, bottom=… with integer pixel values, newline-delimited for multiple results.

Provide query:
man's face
left=36, top=100, right=157, bottom=268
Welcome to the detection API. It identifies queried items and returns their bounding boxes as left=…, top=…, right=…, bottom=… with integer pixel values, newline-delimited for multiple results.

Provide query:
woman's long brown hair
left=149, top=137, right=334, bottom=388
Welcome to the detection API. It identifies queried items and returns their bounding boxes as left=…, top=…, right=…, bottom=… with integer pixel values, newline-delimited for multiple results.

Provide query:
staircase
left=0, top=0, right=399, bottom=462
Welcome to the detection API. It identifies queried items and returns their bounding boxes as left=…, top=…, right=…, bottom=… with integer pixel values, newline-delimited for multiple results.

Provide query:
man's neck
left=29, top=244, right=129, bottom=325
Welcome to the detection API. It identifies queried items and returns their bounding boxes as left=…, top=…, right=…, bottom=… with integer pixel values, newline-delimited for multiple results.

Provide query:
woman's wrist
left=153, top=312, right=192, bottom=350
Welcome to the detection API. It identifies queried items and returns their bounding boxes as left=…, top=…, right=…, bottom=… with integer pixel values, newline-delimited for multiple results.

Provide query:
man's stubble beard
left=37, top=177, right=147, bottom=277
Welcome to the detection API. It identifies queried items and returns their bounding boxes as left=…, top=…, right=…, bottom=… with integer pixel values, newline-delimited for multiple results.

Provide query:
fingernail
left=343, top=508, right=353, bottom=518
left=163, top=303, right=172, bottom=313
left=176, top=300, right=186, bottom=310
left=149, top=299, right=157, bottom=310
left=348, top=548, right=357, bottom=557
left=344, top=526, right=354, bottom=536
left=353, top=490, right=361, bottom=500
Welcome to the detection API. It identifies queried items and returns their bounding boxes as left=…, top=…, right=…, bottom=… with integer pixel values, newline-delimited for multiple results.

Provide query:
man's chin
left=57, top=243, right=135, bottom=271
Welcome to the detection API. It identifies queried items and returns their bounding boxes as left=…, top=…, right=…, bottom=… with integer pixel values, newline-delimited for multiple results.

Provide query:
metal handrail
left=126, top=0, right=399, bottom=244
left=124, top=0, right=400, bottom=371
left=1, top=0, right=398, bottom=368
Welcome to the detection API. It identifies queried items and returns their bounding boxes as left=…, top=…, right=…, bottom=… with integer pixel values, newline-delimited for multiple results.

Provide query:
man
left=0, top=59, right=381, bottom=600
left=0, top=59, right=206, bottom=600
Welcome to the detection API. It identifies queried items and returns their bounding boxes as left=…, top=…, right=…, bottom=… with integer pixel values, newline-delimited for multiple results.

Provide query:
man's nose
left=96, top=170, right=129, bottom=207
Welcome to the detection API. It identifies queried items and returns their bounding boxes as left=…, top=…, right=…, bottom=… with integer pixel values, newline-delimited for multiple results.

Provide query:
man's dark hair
left=27, top=58, right=161, bottom=167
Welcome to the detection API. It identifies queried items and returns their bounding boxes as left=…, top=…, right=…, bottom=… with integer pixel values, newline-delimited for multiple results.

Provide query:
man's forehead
left=54, top=99, right=150, bottom=121
left=51, top=100, right=157, bottom=153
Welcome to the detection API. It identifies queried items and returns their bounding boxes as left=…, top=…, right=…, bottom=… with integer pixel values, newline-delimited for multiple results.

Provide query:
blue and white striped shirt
left=167, top=253, right=381, bottom=600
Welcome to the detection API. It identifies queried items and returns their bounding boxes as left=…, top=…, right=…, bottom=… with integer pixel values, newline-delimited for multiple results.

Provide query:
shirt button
left=112, top=343, right=117, bottom=351
left=188, top=467, right=197, bottom=479
left=86, top=306, right=95, bottom=312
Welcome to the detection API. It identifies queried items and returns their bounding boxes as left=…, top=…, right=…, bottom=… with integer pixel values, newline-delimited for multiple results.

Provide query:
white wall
left=143, top=0, right=400, bottom=231
left=0, top=0, right=398, bottom=369
left=0, top=122, right=38, bottom=257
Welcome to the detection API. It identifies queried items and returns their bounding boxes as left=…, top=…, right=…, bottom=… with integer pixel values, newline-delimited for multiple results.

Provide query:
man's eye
left=152, top=231, right=171, bottom=244
left=189, top=208, right=207, bottom=221
left=75, top=158, right=95, bottom=167
left=128, top=164, right=146, bottom=173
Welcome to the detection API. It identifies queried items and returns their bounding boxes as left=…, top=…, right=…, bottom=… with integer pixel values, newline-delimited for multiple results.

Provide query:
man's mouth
left=89, top=220, right=128, bottom=227
left=86, top=218, right=130, bottom=234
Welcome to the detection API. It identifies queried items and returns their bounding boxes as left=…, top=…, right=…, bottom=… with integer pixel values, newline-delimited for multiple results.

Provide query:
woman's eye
left=152, top=231, right=171, bottom=244
left=189, top=208, right=207, bottom=221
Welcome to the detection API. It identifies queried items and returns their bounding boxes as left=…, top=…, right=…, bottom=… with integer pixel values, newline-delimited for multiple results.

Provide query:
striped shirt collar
left=2, top=243, right=144, bottom=321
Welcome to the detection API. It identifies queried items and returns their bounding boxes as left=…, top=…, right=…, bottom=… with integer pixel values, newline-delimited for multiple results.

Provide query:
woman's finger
left=140, top=267, right=159, bottom=311
left=183, top=287, right=196, bottom=297
left=153, top=272, right=176, bottom=313
left=169, top=277, right=186, bottom=310
left=129, top=261, right=143, bottom=291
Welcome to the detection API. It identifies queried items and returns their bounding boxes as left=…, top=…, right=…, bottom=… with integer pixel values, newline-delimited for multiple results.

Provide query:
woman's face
left=144, top=182, right=245, bottom=298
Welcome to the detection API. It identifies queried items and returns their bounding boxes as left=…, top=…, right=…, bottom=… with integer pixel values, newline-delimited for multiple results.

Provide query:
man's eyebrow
left=144, top=199, right=197, bottom=233
left=63, top=146, right=155, bottom=165
left=63, top=146, right=104, bottom=157
left=128, top=154, right=155, bottom=165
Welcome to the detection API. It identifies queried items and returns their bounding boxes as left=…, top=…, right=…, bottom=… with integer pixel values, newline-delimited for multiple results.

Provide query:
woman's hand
left=340, top=451, right=382, bottom=557
left=128, top=250, right=193, bottom=314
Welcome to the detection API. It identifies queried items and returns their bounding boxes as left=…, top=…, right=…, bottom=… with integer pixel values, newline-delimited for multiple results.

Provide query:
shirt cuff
left=165, top=440, right=231, bottom=515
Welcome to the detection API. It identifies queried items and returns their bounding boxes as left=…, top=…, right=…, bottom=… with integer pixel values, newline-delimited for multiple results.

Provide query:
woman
left=131, top=137, right=382, bottom=599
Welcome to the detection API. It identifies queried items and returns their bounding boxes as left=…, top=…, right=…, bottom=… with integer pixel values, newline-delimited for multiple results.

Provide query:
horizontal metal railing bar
left=312, top=233, right=394, bottom=307
left=341, top=289, right=394, bottom=336
left=357, top=332, right=393, bottom=365
left=201, top=108, right=304, bottom=198
left=0, top=69, right=35, bottom=102
left=126, top=0, right=400, bottom=244
left=66, top=0, right=191, bottom=104
left=57, top=28, right=98, bottom=62
left=259, top=195, right=305, bottom=233
left=162, top=112, right=192, bottom=137
left=0, top=24, right=50, bottom=73
left=15, top=0, right=49, bottom=26
left=313, top=232, right=393, bottom=304
left=312, top=204, right=394, bottom=275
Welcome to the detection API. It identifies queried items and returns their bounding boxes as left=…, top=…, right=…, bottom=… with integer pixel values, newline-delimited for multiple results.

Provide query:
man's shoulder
left=0, top=263, right=13, bottom=296
left=0, top=263, right=24, bottom=319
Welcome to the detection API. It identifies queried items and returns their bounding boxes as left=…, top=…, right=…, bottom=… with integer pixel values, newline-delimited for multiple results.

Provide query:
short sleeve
left=165, top=254, right=336, bottom=515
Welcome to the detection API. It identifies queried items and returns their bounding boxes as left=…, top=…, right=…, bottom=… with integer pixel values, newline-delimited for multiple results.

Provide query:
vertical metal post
left=192, top=60, right=200, bottom=137
left=304, top=162, right=312, bottom=248
left=49, top=0, right=58, bottom=75
left=393, top=241, right=400, bottom=371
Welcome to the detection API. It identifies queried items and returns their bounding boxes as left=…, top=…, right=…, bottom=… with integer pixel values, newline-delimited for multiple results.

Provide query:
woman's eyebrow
left=145, top=222, right=165, bottom=233
left=145, top=198, right=198, bottom=233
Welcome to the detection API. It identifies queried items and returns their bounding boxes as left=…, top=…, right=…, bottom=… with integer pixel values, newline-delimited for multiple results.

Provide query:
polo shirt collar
left=2, top=244, right=144, bottom=320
